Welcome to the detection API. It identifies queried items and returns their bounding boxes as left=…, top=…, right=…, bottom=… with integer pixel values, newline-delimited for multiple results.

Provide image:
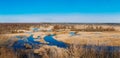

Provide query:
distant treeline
left=0, top=23, right=51, bottom=34
left=0, top=24, right=31, bottom=34
left=0, top=23, right=117, bottom=34
left=71, top=26, right=116, bottom=32
left=54, top=25, right=116, bottom=32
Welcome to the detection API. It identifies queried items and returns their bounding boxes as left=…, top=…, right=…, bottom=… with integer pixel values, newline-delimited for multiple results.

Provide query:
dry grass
left=34, top=44, right=120, bottom=58
left=0, top=46, right=17, bottom=58
left=55, top=32, right=120, bottom=46
left=0, top=33, right=120, bottom=58
left=0, top=36, right=11, bottom=46
left=34, top=45, right=69, bottom=58
left=0, top=23, right=120, bottom=58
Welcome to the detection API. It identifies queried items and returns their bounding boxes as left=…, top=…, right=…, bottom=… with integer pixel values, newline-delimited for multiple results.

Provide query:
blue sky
left=0, top=0, right=120, bottom=23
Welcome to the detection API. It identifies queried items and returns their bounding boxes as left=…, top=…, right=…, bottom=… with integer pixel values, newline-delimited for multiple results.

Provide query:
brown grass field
left=0, top=23, right=120, bottom=58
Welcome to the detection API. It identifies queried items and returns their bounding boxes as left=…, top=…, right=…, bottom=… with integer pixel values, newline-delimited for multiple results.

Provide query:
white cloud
left=0, top=14, right=120, bottom=23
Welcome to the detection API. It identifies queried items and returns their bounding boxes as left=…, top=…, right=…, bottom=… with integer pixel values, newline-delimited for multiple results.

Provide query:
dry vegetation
left=0, top=43, right=120, bottom=58
left=0, top=23, right=119, bottom=34
left=0, top=47, right=17, bottom=58
left=34, top=45, right=120, bottom=58
left=0, top=34, right=120, bottom=58
left=0, top=23, right=120, bottom=58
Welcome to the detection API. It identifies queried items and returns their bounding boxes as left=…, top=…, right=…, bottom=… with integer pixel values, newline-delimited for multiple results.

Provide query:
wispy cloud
left=0, top=14, right=120, bottom=23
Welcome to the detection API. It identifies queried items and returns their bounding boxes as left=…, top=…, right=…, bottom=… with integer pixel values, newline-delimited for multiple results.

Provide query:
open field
left=56, top=32, right=120, bottom=46
left=1, top=31, right=120, bottom=46
left=0, top=23, right=120, bottom=58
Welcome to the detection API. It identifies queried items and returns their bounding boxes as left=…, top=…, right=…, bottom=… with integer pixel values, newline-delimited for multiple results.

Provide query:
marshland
left=0, top=23, right=120, bottom=58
